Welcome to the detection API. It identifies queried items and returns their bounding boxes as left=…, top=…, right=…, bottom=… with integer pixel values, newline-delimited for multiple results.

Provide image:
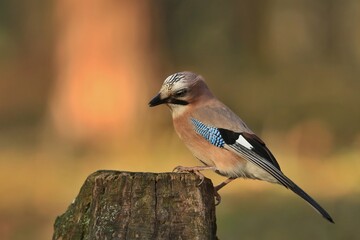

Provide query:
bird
left=148, top=71, right=334, bottom=223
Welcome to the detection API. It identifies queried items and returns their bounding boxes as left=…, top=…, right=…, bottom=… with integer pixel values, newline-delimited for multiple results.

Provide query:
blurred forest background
left=0, top=0, right=359, bottom=239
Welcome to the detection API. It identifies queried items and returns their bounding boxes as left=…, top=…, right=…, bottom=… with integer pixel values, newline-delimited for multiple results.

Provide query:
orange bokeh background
left=0, top=1, right=359, bottom=239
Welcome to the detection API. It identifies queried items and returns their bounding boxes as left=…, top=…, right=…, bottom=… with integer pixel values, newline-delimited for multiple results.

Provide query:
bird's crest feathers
left=163, top=73, right=186, bottom=90
left=162, top=72, right=199, bottom=91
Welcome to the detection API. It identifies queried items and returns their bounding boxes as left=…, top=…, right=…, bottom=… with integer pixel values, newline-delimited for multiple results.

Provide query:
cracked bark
left=53, top=170, right=217, bottom=240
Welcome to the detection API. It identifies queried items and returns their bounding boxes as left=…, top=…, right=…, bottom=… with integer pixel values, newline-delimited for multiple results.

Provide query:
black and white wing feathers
left=218, top=128, right=334, bottom=223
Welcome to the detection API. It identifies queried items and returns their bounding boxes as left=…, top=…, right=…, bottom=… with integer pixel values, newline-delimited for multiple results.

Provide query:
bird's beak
left=148, top=93, right=167, bottom=107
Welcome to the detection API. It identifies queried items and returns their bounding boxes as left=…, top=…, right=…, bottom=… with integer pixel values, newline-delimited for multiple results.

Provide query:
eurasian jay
left=149, top=71, right=334, bottom=223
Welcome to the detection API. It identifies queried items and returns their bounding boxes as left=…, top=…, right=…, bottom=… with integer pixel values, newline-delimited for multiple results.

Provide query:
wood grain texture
left=53, top=170, right=217, bottom=240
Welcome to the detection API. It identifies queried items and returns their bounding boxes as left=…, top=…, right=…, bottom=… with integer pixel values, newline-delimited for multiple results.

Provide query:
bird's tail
left=230, top=143, right=334, bottom=223
left=281, top=175, right=334, bottom=223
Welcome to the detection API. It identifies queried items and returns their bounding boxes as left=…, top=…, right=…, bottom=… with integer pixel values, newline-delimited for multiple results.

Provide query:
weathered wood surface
left=53, top=170, right=217, bottom=240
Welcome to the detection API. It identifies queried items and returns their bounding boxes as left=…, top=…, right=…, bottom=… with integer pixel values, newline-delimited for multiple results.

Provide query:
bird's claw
left=173, top=165, right=222, bottom=204
left=172, top=165, right=188, bottom=173
left=214, top=189, right=222, bottom=206
left=173, top=166, right=205, bottom=186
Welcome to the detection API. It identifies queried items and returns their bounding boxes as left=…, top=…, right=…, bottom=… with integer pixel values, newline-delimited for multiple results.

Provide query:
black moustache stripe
left=169, top=98, right=189, bottom=105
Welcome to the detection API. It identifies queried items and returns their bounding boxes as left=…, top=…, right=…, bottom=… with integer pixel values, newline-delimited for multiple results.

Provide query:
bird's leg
left=214, top=177, right=236, bottom=206
left=215, top=177, right=235, bottom=192
left=173, top=165, right=216, bottom=185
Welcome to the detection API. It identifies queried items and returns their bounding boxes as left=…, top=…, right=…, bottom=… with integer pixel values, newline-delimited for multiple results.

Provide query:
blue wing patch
left=191, top=118, right=225, bottom=147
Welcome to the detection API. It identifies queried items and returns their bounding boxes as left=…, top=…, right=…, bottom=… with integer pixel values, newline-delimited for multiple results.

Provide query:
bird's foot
left=173, top=165, right=225, bottom=205
left=213, top=188, right=222, bottom=206
left=213, top=178, right=236, bottom=206
left=173, top=165, right=214, bottom=186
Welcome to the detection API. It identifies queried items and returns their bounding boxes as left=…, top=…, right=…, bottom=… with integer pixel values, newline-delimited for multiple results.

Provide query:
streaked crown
left=161, top=72, right=199, bottom=92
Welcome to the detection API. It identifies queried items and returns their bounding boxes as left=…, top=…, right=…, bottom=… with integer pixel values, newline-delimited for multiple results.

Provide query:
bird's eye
left=174, top=89, right=187, bottom=98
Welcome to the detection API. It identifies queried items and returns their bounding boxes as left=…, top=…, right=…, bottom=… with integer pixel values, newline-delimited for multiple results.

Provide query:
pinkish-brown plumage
left=149, top=71, right=334, bottom=223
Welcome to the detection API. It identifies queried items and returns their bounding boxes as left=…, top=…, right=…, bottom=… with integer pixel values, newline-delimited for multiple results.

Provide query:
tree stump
left=53, top=170, right=217, bottom=240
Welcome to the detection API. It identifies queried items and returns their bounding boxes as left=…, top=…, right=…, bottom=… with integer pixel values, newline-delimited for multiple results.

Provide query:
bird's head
left=149, top=72, right=212, bottom=114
